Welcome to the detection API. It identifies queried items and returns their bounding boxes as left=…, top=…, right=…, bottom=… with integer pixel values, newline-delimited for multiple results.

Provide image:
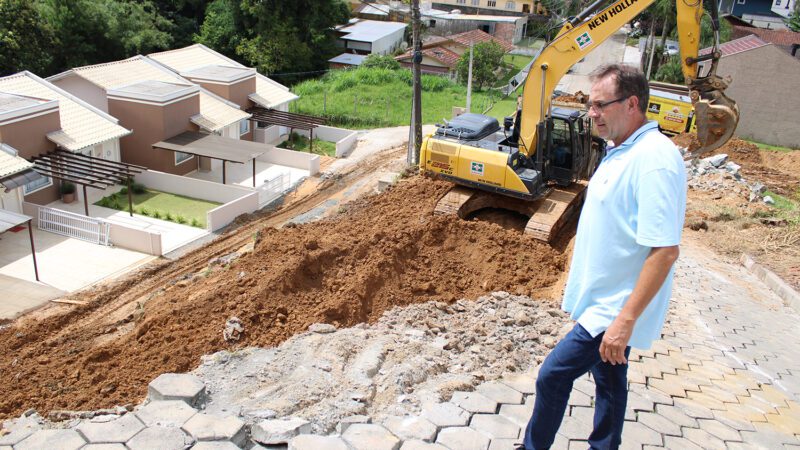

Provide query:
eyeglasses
left=585, top=96, right=628, bottom=113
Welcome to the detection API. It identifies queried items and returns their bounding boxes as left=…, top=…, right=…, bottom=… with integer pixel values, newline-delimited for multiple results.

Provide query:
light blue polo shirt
left=562, top=120, right=686, bottom=349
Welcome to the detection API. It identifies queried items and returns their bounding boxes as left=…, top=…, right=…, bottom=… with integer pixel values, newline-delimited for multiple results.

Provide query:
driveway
left=0, top=224, right=154, bottom=318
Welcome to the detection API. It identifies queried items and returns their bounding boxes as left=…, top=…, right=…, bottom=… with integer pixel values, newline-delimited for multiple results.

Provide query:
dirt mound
left=553, top=90, right=588, bottom=104
left=0, top=176, right=567, bottom=419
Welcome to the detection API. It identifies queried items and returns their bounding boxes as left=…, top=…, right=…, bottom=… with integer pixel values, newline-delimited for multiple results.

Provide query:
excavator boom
left=519, top=0, right=738, bottom=157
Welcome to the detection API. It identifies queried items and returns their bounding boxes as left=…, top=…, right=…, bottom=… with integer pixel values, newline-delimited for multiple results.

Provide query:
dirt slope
left=0, top=176, right=568, bottom=419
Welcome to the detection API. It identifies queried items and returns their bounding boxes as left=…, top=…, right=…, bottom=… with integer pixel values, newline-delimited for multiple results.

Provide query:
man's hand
left=598, top=245, right=680, bottom=365
left=599, top=316, right=634, bottom=365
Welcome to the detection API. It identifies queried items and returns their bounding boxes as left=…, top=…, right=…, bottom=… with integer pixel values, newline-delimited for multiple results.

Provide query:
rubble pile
left=683, top=151, right=772, bottom=204
left=193, top=292, right=570, bottom=434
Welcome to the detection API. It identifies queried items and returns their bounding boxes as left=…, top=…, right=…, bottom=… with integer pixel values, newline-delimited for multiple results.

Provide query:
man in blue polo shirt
left=521, top=64, right=686, bottom=450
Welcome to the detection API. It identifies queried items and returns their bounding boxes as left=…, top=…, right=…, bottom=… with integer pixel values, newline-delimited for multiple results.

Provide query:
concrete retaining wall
left=294, top=126, right=359, bottom=158
left=135, top=170, right=249, bottom=204
left=107, top=224, right=163, bottom=256
left=256, top=148, right=320, bottom=175
left=207, top=191, right=259, bottom=232
left=135, top=170, right=259, bottom=232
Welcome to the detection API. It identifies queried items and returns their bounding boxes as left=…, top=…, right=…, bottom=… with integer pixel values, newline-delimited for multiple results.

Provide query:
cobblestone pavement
left=2, top=240, right=799, bottom=449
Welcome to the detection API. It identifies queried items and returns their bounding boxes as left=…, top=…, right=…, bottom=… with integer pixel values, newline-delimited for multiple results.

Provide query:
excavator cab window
left=548, top=117, right=574, bottom=185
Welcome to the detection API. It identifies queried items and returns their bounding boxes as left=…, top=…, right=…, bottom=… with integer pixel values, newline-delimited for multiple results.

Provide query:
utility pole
left=408, top=0, right=423, bottom=166
left=466, top=42, right=473, bottom=113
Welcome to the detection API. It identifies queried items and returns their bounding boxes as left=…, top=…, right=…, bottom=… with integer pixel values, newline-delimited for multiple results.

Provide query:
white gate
left=38, top=206, right=111, bottom=245
left=258, top=172, right=291, bottom=206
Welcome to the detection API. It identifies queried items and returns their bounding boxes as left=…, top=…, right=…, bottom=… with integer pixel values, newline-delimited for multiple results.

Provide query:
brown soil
left=675, top=133, right=800, bottom=291
left=553, top=90, right=588, bottom=104
left=0, top=175, right=568, bottom=419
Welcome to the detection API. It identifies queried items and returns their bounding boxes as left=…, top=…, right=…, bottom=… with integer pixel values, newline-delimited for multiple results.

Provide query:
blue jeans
left=523, top=323, right=631, bottom=450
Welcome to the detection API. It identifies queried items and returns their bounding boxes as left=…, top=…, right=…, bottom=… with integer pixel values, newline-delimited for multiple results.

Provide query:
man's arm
left=599, top=245, right=680, bottom=365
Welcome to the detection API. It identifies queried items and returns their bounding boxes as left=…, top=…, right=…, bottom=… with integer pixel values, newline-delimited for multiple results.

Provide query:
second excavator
left=420, top=0, right=739, bottom=242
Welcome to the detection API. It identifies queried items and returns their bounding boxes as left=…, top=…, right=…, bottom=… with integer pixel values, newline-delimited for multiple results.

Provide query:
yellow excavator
left=420, top=0, right=739, bottom=242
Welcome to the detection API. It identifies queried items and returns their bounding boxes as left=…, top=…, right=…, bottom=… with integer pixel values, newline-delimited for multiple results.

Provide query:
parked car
left=664, top=42, right=679, bottom=56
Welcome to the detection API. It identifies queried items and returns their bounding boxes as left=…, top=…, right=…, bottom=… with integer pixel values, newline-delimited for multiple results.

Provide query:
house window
left=506, top=1, right=516, bottom=9
left=488, top=0, right=496, bottom=6
left=175, top=152, right=193, bottom=165
left=457, top=0, right=466, bottom=4
left=429, top=19, right=436, bottom=27
left=472, top=0, right=480, bottom=5
left=23, top=176, right=52, bottom=195
left=239, top=119, right=250, bottom=136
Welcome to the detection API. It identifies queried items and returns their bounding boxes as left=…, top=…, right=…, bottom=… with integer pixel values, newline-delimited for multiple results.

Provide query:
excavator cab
left=539, top=108, right=602, bottom=187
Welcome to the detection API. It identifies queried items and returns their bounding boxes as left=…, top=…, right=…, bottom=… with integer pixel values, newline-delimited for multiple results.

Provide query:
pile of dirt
left=553, top=90, right=588, bottom=104
left=0, top=176, right=568, bottom=419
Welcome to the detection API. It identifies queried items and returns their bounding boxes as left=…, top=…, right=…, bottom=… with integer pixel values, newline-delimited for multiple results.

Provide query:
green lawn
left=290, top=67, right=517, bottom=129
left=95, top=189, right=220, bottom=228
left=494, top=54, right=533, bottom=87
left=278, top=133, right=336, bottom=157
left=744, top=139, right=798, bottom=153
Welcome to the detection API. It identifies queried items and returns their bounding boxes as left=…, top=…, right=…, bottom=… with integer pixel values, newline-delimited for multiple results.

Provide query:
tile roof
left=0, top=144, right=34, bottom=178
left=0, top=72, right=130, bottom=151
left=398, top=46, right=462, bottom=68
left=700, top=34, right=769, bottom=57
left=732, top=25, right=800, bottom=46
left=148, top=44, right=297, bottom=108
left=62, top=56, right=248, bottom=132
left=448, top=29, right=514, bottom=53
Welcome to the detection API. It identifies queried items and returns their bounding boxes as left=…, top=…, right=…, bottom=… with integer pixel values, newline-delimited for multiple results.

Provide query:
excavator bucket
left=691, top=94, right=740, bottom=158
left=684, top=57, right=740, bottom=159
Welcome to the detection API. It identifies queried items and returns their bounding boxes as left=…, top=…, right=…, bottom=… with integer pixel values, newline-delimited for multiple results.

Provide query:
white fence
left=258, top=171, right=291, bottom=206
left=38, top=206, right=110, bottom=245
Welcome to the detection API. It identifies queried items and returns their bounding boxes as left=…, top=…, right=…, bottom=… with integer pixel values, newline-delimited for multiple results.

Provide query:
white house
left=336, top=19, right=407, bottom=55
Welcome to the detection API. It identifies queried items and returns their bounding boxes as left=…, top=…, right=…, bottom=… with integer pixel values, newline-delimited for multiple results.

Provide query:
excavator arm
left=519, top=0, right=739, bottom=157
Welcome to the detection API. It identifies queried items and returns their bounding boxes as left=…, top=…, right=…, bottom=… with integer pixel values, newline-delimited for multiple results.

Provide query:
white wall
left=372, top=28, right=406, bottom=55
left=108, top=224, right=162, bottom=255
left=51, top=75, right=109, bottom=112
left=293, top=125, right=359, bottom=158
left=207, top=191, right=259, bottom=231
left=135, top=170, right=251, bottom=203
left=255, top=125, right=281, bottom=144
left=134, top=170, right=260, bottom=231
left=257, top=147, right=320, bottom=175
left=0, top=188, right=23, bottom=214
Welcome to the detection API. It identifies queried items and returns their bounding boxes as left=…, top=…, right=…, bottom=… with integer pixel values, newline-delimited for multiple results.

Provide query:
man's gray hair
left=590, top=64, right=649, bottom=115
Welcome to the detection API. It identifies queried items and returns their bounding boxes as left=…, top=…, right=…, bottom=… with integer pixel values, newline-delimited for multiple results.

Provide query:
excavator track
left=433, top=182, right=588, bottom=243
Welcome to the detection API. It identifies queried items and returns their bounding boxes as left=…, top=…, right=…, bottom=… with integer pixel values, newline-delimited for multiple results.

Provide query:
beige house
left=699, top=35, right=800, bottom=148
left=148, top=44, right=299, bottom=144
left=48, top=56, right=250, bottom=176
left=0, top=72, right=131, bottom=211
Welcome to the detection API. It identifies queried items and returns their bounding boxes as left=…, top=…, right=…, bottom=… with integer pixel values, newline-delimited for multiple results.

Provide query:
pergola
left=0, top=209, right=38, bottom=281
left=153, top=131, right=266, bottom=186
left=246, top=107, right=327, bottom=152
left=30, top=150, right=146, bottom=216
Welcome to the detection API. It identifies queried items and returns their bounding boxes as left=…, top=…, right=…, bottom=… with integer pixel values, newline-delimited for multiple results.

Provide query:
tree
left=0, top=0, right=55, bottom=76
left=37, top=0, right=173, bottom=75
left=786, top=2, right=800, bottom=32
left=195, top=0, right=242, bottom=59
left=653, top=56, right=684, bottom=84
left=456, top=41, right=505, bottom=91
left=232, top=0, right=350, bottom=82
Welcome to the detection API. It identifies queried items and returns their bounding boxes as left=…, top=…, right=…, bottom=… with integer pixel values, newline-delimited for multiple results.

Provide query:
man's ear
left=628, top=96, right=639, bottom=112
